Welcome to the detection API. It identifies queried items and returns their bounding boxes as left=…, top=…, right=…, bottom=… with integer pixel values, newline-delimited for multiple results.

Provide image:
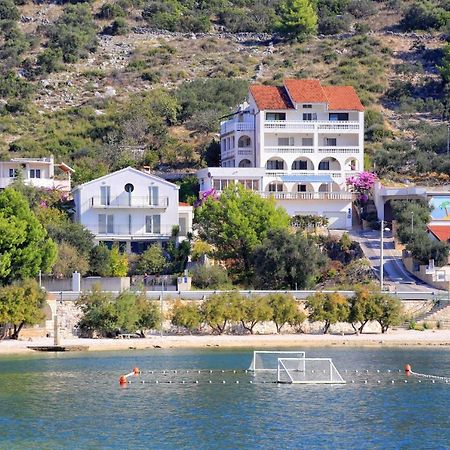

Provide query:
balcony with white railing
left=264, top=120, right=360, bottom=132
left=260, top=192, right=353, bottom=200
left=220, top=120, right=255, bottom=134
left=318, top=147, right=360, bottom=154
left=265, top=170, right=345, bottom=179
left=90, top=196, right=169, bottom=209
left=237, top=148, right=253, bottom=156
left=87, top=224, right=174, bottom=238
left=265, top=146, right=314, bottom=154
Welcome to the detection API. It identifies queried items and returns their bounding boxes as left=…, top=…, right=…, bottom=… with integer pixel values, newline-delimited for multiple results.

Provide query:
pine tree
left=277, top=0, right=318, bottom=39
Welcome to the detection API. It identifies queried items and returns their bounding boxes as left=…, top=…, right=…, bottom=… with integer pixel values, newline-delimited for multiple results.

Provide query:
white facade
left=198, top=79, right=364, bottom=229
left=73, top=167, right=193, bottom=253
left=0, top=156, right=73, bottom=192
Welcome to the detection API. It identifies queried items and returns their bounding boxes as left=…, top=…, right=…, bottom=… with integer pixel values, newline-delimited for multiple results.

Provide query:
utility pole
left=411, top=211, right=414, bottom=233
left=380, top=220, right=385, bottom=291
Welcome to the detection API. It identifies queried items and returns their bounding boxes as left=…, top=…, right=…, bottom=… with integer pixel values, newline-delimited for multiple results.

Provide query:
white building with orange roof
left=197, top=79, right=364, bottom=229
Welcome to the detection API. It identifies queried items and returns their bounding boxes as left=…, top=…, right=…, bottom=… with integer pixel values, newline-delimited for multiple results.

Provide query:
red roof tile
left=179, top=202, right=190, bottom=206
left=284, top=79, right=327, bottom=103
left=427, top=225, right=450, bottom=242
left=249, top=80, right=364, bottom=111
left=323, top=85, right=364, bottom=112
left=249, top=85, right=293, bottom=110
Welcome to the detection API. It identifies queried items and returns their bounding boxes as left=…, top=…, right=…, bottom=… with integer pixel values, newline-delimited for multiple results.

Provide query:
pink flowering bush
left=346, top=172, right=377, bottom=204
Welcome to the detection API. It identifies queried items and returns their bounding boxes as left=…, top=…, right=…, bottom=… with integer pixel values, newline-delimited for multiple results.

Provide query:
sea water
left=1, top=347, right=450, bottom=449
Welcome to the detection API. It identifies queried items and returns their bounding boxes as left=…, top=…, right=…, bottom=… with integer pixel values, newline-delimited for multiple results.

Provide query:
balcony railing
left=318, top=147, right=360, bottom=154
left=90, top=196, right=169, bottom=208
left=237, top=149, right=253, bottom=156
left=261, top=192, right=353, bottom=200
left=265, top=146, right=314, bottom=154
left=264, top=120, right=360, bottom=131
left=220, top=121, right=255, bottom=134
left=86, top=224, right=174, bottom=237
left=265, top=170, right=344, bottom=178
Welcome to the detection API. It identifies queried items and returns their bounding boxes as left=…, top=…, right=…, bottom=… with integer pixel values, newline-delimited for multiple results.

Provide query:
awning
left=427, top=225, right=450, bottom=242
left=280, top=175, right=334, bottom=183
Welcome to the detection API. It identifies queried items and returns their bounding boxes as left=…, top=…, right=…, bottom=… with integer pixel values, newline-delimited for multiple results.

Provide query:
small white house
left=0, top=156, right=74, bottom=192
left=72, top=167, right=193, bottom=253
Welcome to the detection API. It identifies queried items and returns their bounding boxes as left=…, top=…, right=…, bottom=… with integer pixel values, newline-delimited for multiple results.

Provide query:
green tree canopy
left=195, top=184, right=290, bottom=279
left=171, top=300, right=202, bottom=332
left=0, top=189, right=57, bottom=284
left=137, top=244, right=166, bottom=275
left=200, top=291, right=241, bottom=334
left=235, top=295, right=273, bottom=334
left=306, top=291, right=349, bottom=334
left=372, top=293, right=403, bottom=333
left=0, top=279, right=46, bottom=340
left=277, top=0, right=318, bottom=38
left=266, top=293, right=300, bottom=333
left=251, top=229, right=327, bottom=289
left=348, top=286, right=379, bottom=334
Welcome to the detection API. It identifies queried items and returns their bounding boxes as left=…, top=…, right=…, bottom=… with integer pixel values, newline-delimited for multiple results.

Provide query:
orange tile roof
left=284, top=79, right=327, bottom=103
left=249, top=85, right=293, bottom=110
left=249, top=79, right=364, bottom=111
left=427, top=225, right=450, bottom=242
left=323, top=85, right=364, bottom=112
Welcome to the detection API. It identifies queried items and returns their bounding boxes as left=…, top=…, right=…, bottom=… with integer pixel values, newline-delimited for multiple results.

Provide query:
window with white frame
left=145, top=215, right=161, bottom=234
left=98, top=214, right=114, bottom=234
left=100, top=186, right=111, bottom=206
left=302, top=137, right=313, bottom=146
left=266, top=112, right=286, bottom=121
left=303, top=113, right=317, bottom=121
left=238, top=136, right=251, bottom=147
left=149, top=186, right=159, bottom=206
left=303, top=104, right=312, bottom=108
left=266, top=159, right=285, bottom=170
left=9, top=169, right=18, bottom=178
left=268, top=183, right=284, bottom=192
left=277, top=137, right=294, bottom=146
left=292, top=160, right=308, bottom=170
left=297, top=184, right=307, bottom=192
left=318, top=160, right=330, bottom=170
left=324, top=138, right=337, bottom=147
left=30, top=169, right=41, bottom=178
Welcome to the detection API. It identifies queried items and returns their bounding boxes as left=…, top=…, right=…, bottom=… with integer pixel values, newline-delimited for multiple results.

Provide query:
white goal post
left=248, top=351, right=306, bottom=371
left=277, top=358, right=346, bottom=384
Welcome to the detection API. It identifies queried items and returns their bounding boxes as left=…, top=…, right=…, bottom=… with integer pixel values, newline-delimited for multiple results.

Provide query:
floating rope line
left=410, top=370, right=450, bottom=382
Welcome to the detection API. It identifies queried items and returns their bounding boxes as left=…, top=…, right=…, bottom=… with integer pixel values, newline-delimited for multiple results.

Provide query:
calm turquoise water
left=1, top=347, right=450, bottom=449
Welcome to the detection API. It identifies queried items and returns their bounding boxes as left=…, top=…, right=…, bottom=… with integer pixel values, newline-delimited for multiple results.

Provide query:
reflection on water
left=1, top=347, right=450, bottom=449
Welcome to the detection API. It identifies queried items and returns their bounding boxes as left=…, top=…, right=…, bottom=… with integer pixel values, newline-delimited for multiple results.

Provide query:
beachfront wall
left=42, top=277, right=130, bottom=292
left=47, top=297, right=433, bottom=338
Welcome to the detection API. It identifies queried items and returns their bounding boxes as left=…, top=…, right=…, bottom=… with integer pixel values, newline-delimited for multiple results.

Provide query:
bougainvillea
left=346, top=172, right=377, bottom=204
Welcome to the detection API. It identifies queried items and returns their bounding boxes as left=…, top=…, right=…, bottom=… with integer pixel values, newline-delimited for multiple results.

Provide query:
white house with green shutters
left=72, top=167, right=192, bottom=253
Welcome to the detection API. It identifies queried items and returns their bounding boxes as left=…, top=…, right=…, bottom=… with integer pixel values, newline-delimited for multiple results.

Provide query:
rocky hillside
left=1, top=0, right=450, bottom=187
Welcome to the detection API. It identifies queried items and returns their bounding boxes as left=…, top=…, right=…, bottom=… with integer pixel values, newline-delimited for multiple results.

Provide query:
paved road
left=351, top=230, right=437, bottom=293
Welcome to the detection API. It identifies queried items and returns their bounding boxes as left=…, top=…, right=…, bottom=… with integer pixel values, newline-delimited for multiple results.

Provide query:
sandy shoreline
left=2, top=330, right=450, bottom=356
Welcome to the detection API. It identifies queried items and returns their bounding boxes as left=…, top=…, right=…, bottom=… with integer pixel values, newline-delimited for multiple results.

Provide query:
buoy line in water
left=121, top=378, right=450, bottom=385
left=119, top=365, right=450, bottom=386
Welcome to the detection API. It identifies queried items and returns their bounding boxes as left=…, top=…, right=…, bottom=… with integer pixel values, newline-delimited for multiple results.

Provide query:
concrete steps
left=417, top=301, right=450, bottom=323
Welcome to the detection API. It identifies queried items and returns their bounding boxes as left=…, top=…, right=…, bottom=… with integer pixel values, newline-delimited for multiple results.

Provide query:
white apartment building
left=0, top=156, right=74, bottom=192
left=197, top=79, right=364, bottom=229
left=72, top=167, right=193, bottom=253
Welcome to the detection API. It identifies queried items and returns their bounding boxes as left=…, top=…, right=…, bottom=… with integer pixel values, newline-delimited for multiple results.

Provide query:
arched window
left=239, top=159, right=252, bottom=167
left=238, top=136, right=251, bottom=147
left=266, top=159, right=286, bottom=170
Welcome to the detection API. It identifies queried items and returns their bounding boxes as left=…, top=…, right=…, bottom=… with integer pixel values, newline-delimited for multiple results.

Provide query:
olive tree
left=306, top=292, right=349, bottom=334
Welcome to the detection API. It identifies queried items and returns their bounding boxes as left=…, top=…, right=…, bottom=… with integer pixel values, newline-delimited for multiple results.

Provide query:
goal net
left=277, top=358, right=345, bottom=384
left=249, top=351, right=306, bottom=371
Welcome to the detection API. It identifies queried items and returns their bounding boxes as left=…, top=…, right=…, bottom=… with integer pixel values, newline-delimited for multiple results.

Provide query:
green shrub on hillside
left=49, top=3, right=98, bottom=63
